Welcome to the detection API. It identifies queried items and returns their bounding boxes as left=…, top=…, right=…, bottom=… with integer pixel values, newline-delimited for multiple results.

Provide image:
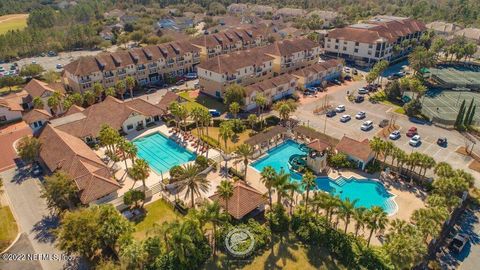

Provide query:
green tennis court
left=421, top=90, right=480, bottom=125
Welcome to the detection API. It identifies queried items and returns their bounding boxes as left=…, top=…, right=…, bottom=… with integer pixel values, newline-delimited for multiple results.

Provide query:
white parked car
left=389, top=130, right=401, bottom=140
left=355, top=111, right=366, bottom=119
left=358, top=88, right=369, bottom=94
left=335, top=105, right=346, bottom=112
left=361, top=120, right=373, bottom=131
left=409, top=135, right=421, bottom=146
left=340, top=115, right=351, bottom=122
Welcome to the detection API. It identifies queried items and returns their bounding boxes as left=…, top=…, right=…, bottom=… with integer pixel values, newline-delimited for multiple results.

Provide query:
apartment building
left=426, top=21, right=463, bottom=37
left=324, top=16, right=426, bottom=67
left=261, top=38, right=322, bottom=75
left=190, top=26, right=269, bottom=61
left=62, top=40, right=201, bottom=93
left=23, top=79, right=66, bottom=114
left=244, top=74, right=297, bottom=110
left=292, top=59, right=343, bottom=88
left=197, top=49, right=275, bottom=98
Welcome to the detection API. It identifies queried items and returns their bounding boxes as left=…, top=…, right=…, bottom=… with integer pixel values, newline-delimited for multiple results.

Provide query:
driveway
left=0, top=168, right=76, bottom=270
left=294, top=80, right=480, bottom=187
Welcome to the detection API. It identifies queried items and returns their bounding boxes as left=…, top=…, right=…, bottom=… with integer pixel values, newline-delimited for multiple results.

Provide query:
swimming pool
left=133, top=132, right=196, bottom=175
left=251, top=140, right=397, bottom=214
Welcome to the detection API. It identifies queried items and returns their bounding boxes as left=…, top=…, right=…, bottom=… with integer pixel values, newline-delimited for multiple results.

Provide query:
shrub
left=266, top=204, right=290, bottom=233
left=217, top=219, right=271, bottom=257
left=200, top=135, right=220, bottom=148
left=328, top=153, right=355, bottom=168
left=123, top=189, right=145, bottom=208
left=169, top=165, right=183, bottom=182
left=195, top=156, right=209, bottom=170
left=264, top=115, right=280, bottom=126
left=231, top=119, right=245, bottom=133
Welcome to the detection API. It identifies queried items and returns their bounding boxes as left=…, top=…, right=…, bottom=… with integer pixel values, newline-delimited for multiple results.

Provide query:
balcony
left=117, top=70, right=126, bottom=75
left=80, top=77, right=92, bottom=83
left=256, top=67, right=263, bottom=73
left=226, top=75, right=237, bottom=81
left=104, top=72, right=114, bottom=78
left=137, top=65, right=146, bottom=71
left=148, top=63, right=157, bottom=68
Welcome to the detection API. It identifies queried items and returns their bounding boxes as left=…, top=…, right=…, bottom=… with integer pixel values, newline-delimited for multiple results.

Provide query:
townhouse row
left=62, top=26, right=270, bottom=93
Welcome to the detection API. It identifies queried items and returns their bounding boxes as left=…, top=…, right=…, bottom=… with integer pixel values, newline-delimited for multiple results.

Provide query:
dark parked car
left=437, top=137, right=448, bottom=146
left=355, top=95, right=364, bottom=103
left=32, top=163, right=43, bottom=177
left=209, top=109, right=221, bottom=117
left=175, top=79, right=185, bottom=85
left=184, top=73, right=198, bottom=80
left=379, top=119, right=389, bottom=128
left=326, top=110, right=337, bottom=117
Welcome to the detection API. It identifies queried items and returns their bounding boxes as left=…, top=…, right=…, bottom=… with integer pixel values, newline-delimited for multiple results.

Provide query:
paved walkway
left=1, top=168, right=73, bottom=270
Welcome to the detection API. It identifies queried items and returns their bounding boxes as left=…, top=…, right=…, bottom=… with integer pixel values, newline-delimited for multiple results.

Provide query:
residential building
left=0, top=98, right=23, bottom=125
left=454, top=28, right=480, bottom=44
left=261, top=38, right=322, bottom=74
left=335, top=136, right=374, bottom=170
left=22, top=109, right=52, bottom=132
left=209, top=181, right=266, bottom=220
left=250, top=5, right=274, bottom=17
left=426, top=21, right=463, bottom=37
left=197, top=49, right=275, bottom=98
left=244, top=73, right=297, bottom=110
left=50, top=96, right=164, bottom=142
left=277, top=27, right=304, bottom=39
left=190, top=26, right=269, bottom=60
left=227, top=3, right=249, bottom=15
left=23, top=79, right=66, bottom=114
left=324, top=16, right=426, bottom=67
left=307, top=10, right=340, bottom=28
left=274, top=8, right=306, bottom=20
left=38, top=124, right=121, bottom=204
left=62, top=40, right=201, bottom=93
left=291, top=59, right=343, bottom=88
left=157, top=17, right=194, bottom=32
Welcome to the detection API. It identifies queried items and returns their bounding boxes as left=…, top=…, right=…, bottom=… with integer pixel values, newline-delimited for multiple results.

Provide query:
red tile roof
left=292, top=59, right=343, bottom=78
left=307, top=139, right=330, bottom=152
left=245, top=73, right=296, bottom=95
left=336, top=136, right=373, bottom=162
left=23, top=79, right=65, bottom=98
left=262, top=38, right=319, bottom=57
left=209, top=181, right=266, bottom=219
left=198, top=48, right=274, bottom=74
left=39, top=125, right=120, bottom=204
left=190, top=26, right=268, bottom=48
left=22, top=109, right=52, bottom=124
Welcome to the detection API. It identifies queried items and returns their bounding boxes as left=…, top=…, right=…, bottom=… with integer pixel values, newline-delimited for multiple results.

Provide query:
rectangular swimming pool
left=133, top=132, right=196, bottom=174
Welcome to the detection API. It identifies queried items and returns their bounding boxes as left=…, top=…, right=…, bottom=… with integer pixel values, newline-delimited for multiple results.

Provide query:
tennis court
left=421, top=89, right=480, bottom=125
left=428, top=64, right=480, bottom=90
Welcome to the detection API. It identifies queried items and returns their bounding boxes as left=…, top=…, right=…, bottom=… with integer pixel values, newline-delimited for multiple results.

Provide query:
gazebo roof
left=292, top=125, right=339, bottom=145
left=306, top=139, right=330, bottom=152
left=245, top=126, right=287, bottom=146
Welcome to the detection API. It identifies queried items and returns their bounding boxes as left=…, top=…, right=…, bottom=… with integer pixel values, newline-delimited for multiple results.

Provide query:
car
left=343, top=67, right=351, bottom=73
left=146, top=87, right=157, bottom=94
left=352, top=69, right=358, bottom=75
left=361, top=120, right=373, bottom=131
left=409, top=135, right=421, bottom=146
left=193, top=82, right=200, bottom=88
left=340, top=115, right=351, bottom=122
left=31, top=60, right=37, bottom=64
left=333, top=79, right=342, bottom=85
left=406, top=126, right=418, bottom=137
left=379, top=119, right=389, bottom=128
left=169, top=86, right=179, bottom=92
left=437, top=137, right=448, bottom=146
left=358, top=87, right=369, bottom=94
left=32, top=163, right=43, bottom=177
left=335, top=105, right=345, bottom=112
left=209, top=109, right=221, bottom=117
left=355, top=95, right=364, bottom=103
left=306, top=86, right=317, bottom=93
left=56, top=63, right=63, bottom=69
left=184, top=72, right=198, bottom=80
left=355, top=111, right=366, bottom=119
left=387, top=71, right=406, bottom=80
left=344, top=75, right=352, bottom=81
left=47, top=51, right=58, bottom=57
left=175, top=79, right=185, bottom=85
left=449, top=233, right=469, bottom=253
left=326, top=110, right=336, bottom=117
left=389, top=130, right=401, bottom=140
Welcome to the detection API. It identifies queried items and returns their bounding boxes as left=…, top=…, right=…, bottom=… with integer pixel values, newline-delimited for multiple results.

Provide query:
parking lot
left=294, top=79, right=480, bottom=185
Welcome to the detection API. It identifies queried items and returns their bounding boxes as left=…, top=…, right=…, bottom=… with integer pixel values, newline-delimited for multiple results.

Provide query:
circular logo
left=225, top=228, right=255, bottom=257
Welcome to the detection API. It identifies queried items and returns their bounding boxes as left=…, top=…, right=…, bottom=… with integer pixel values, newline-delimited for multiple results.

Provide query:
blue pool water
left=133, top=132, right=196, bottom=174
left=251, top=140, right=396, bottom=214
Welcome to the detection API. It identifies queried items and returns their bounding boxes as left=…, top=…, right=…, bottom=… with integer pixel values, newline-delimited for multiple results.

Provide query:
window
left=335, top=39, right=339, bottom=43
left=343, top=41, right=347, bottom=45
left=368, top=44, right=373, bottom=49
left=368, top=51, right=372, bottom=55
left=355, top=42, right=359, bottom=46
left=343, top=47, right=347, bottom=51
left=127, top=124, right=134, bottom=130
left=354, top=48, right=359, bottom=53
left=334, top=45, right=339, bottom=49
left=0, top=115, right=7, bottom=122
left=326, top=44, right=331, bottom=48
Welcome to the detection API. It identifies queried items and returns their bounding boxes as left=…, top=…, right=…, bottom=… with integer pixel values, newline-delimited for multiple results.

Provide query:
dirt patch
left=468, top=160, right=480, bottom=173
left=0, top=14, right=28, bottom=23
left=376, top=124, right=400, bottom=138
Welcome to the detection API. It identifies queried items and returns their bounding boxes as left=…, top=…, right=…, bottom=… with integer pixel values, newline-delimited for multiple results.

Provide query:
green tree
left=115, top=80, right=126, bottom=100
left=218, top=121, right=234, bottom=152
left=105, top=86, right=116, bottom=97
left=68, top=92, right=84, bottom=106
left=199, top=201, right=228, bottom=256
left=273, top=169, right=290, bottom=205
left=455, top=99, right=466, bottom=129
left=123, top=189, right=145, bottom=209
left=0, top=76, right=24, bottom=91
left=412, top=206, right=449, bottom=242
left=366, top=206, right=388, bottom=246
left=464, top=99, right=475, bottom=126
left=254, top=93, right=267, bottom=129
left=274, top=99, right=297, bottom=122
left=234, top=144, right=253, bottom=180
left=340, top=198, right=358, bottom=233
left=229, top=101, right=240, bottom=118
left=223, top=84, right=246, bottom=106
left=93, top=82, right=104, bottom=102
left=216, top=180, right=234, bottom=214
left=125, top=76, right=136, bottom=100
left=383, top=221, right=426, bottom=269
left=260, top=166, right=276, bottom=209
left=17, top=136, right=41, bottom=164
left=98, top=124, right=121, bottom=154
left=247, top=114, right=257, bottom=130
left=41, top=171, right=79, bottom=213
left=42, top=70, right=60, bottom=83
left=20, top=63, right=44, bottom=77
left=47, top=91, right=62, bottom=115
left=353, top=206, right=368, bottom=237
left=301, top=171, right=316, bottom=214
left=128, top=159, right=150, bottom=201
left=83, top=90, right=96, bottom=106
left=32, top=97, right=44, bottom=109
left=174, top=164, right=210, bottom=207
left=369, top=137, right=384, bottom=165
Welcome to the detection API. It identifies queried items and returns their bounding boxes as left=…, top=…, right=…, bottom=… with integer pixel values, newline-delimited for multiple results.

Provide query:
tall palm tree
left=175, top=164, right=210, bottom=208
left=255, top=94, right=267, bottom=129
left=219, top=121, right=234, bottom=152
left=93, top=82, right=104, bottom=102
left=353, top=207, right=367, bottom=237
left=274, top=99, right=297, bottom=123
left=105, top=86, right=116, bottom=97
left=366, top=206, right=388, bottom=246
left=285, top=181, right=301, bottom=216
left=124, top=141, right=137, bottom=168
left=177, top=105, right=189, bottom=134
left=125, top=76, right=136, bottom=100
left=199, top=201, right=228, bottom=256
left=129, top=159, right=150, bottom=202
left=216, top=180, right=234, bottom=214
left=229, top=102, right=240, bottom=118
left=115, top=80, right=126, bottom=100
left=274, top=169, right=290, bottom=205
left=381, top=141, right=394, bottom=169
left=369, top=137, right=384, bottom=165
left=301, top=171, right=316, bottom=214
left=260, top=166, right=276, bottom=209
left=47, top=91, right=62, bottom=115
left=340, top=198, right=358, bottom=233
left=235, top=144, right=253, bottom=180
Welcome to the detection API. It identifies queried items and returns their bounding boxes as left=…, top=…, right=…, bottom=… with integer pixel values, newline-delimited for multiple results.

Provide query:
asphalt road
left=0, top=168, right=76, bottom=270
left=294, top=80, right=480, bottom=187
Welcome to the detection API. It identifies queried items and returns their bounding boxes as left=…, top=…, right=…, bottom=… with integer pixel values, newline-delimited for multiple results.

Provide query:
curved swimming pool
left=251, top=140, right=397, bottom=215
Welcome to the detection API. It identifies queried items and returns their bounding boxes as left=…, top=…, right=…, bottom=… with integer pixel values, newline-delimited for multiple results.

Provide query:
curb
left=0, top=232, right=21, bottom=254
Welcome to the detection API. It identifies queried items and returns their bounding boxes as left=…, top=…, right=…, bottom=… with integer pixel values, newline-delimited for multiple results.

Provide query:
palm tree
left=115, top=80, right=126, bottom=100
left=47, top=91, right=62, bottom=115
left=175, top=164, right=210, bottom=208
left=199, top=201, right=228, bottom=256
left=340, top=198, right=358, bottom=233
left=434, top=162, right=453, bottom=177
left=381, top=141, right=394, bottom=169
left=260, top=166, right=276, bottom=209
left=125, top=76, right=136, bottom=100
left=124, top=141, right=137, bottom=167
left=274, top=99, right=297, bottom=123
left=83, top=90, right=96, bottom=106
left=353, top=207, right=367, bottom=237
left=93, top=82, right=104, bottom=102
left=219, top=121, right=234, bottom=152
left=369, top=137, right=384, bottom=165
left=128, top=159, right=150, bottom=202
left=216, top=180, right=234, bottom=214
left=177, top=105, right=189, bottom=134
left=247, top=114, right=257, bottom=130
left=285, top=181, right=300, bottom=216
left=190, top=107, right=203, bottom=137
left=105, top=86, right=116, bottom=97
left=254, top=94, right=267, bottom=129
left=366, top=206, right=388, bottom=246
left=235, top=144, right=253, bottom=180
left=301, top=171, right=316, bottom=214
left=412, top=207, right=448, bottom=243
left=229, top=102, right=240, bottom=118
left=274, top=169, right=290, bottom=205
left=32, top=97, right=44, bottom=109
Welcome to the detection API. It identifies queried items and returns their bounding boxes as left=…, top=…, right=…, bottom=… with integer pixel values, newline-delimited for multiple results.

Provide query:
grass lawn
left=179, top=91, right=227, bottom=113
left=133, top=199, right=183, bottom=240
left=394, top=107, right=406, bottom=114
left=193, top=127, right=252, bottom=153
left=0, top=14, right=28, bottom=35
left=204, top=234, right=345, bottom=270
left=0, top=206, right=18, bottom=251
left=0, top=85, right=23, bottom=95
